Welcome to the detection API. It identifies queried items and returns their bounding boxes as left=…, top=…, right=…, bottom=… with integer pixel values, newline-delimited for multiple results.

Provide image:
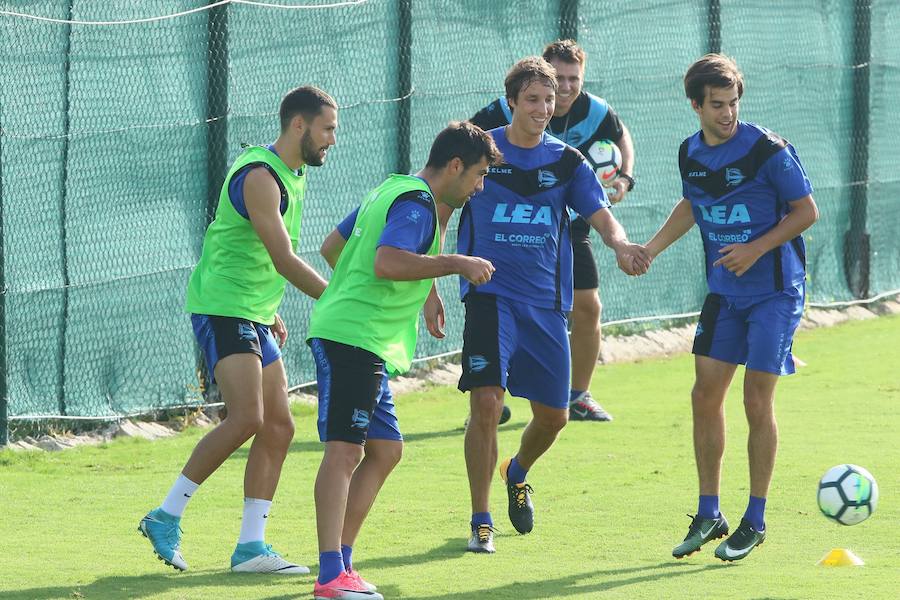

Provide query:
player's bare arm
left=608, top=124, right=635, bottom=204
left=320, top=228, right=347, bottom=269
left=423, top=283, right=446, bottom=339
left=244, top=166, right=328, bottom=299
left=714, top=194, right=818, bottom=277
left=645, top=197, right=695, bottom=259
left=373, top=246, right=494, bottom=285
left=587, top=207, right=651, bottom=275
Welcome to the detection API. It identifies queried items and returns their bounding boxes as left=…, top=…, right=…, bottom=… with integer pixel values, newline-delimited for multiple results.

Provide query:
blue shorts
left=458, top=293, right=570, bottom=409
left=191, top=314, right=281, bottom=380
left=309, top=338, right=402, bottom=445
left=692, top=283, right=804, bottom=376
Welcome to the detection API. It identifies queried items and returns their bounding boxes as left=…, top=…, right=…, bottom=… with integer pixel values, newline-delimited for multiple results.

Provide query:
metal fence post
left=845, top=0, right=871, bottom=299
left=0, top=97, right=7, bottom=446
left=56, top=0, right=75, bottom=417
left=707, top=0, right=721, bottom=54
left=397, top=0, right=412, bottom=175
left=200, top=2, right=229, bottom=403
left=559, top=0, right=578, bottom=41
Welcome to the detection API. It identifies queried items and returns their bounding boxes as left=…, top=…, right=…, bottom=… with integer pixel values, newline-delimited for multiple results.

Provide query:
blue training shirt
left=228, top=144, right=291, bottom=218
left=679, top=121, right=813, bottom=296
left=336, top=191, right=436, bottom=255
left=457, top=128, right=609, bottom=311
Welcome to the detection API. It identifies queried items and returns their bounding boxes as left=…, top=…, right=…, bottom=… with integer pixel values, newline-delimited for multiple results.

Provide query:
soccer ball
left=817, top=464, right=878, bottom=525
left=586, top=139, right=622, bottom=187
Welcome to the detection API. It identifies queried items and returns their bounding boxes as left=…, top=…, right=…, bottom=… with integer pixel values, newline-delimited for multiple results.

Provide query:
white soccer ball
left=586, top=139, right=622, bottom=188
left=817, top=464, right=878, bottom=526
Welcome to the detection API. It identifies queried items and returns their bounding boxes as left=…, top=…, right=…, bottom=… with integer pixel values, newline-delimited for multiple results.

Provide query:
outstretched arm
left=244, top=167, right=327, bottom=299
left=373, top=246, right=494, bottom=285
left=586, top=207, right=651, bottom=275
left=645, top=198, right=695, bottom=259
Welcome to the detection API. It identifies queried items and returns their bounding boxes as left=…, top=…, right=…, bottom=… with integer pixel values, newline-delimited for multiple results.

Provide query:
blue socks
left=698, top=495, right=719, bottom=520
left=506, top=456, right=528, bottom=485
left=744, top=495, right=767, bottom=531
left=318, top=551, right=344, bottom=585
left=471, top=512, right=492, bottom=531
left=697, top=495, right=766, bottom=530
left=341, top=544, right=353, bottom=571
left=569, top=389, right=585, bottom=403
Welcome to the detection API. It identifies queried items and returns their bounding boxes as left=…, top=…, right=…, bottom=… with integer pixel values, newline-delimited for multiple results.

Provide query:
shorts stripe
left=309, top=338, right=332, bottom=442
left=459, top=293, right=503, bottom=391
left=692, top=293, right=722, bottom=357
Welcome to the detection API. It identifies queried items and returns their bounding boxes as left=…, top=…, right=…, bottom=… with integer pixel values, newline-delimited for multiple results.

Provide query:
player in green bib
left=307, top=122, right=501, bottom=600
left=139, top=86, right=336, bottom=575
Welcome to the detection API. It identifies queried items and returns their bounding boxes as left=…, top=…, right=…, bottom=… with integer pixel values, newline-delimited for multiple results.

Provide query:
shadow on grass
left=394, top=561, right=728, bottom=600
left=231, top=422, right=525, bottom=458
left=0, top=569, right=314, bottom=600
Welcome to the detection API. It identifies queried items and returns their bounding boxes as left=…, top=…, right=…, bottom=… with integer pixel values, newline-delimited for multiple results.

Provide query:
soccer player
left=470, top=39, right=636, bottom=422
left=138, top=86, right=337, bottom=574
left=457, top=57, right=649, bottom=553
left=644, top=54, right=818, bottom=561
left=307, top=122, right=501, bottom=599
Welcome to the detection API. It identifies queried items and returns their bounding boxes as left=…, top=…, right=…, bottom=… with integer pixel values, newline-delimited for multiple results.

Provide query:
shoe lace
left=684, top=514, right=704, bottom=536
left=576, top=395, right=605, bottom=413
left=511, top=483, right=534, bottom=509
left=475, top=524, right=495, bottom=543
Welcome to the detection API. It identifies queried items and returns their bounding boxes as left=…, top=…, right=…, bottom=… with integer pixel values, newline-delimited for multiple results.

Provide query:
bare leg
left=570, top=288, right=602, bottom=393
left=341, top=438, right=403, bottom=547
left=743, top=369, right=779, bottom=498
left=515, top=402, right=568, bottom=470
left=465, top=386, right=504, bottom=513
left=243, top=358, right=295, bottom=500
left=182, top=354, right=264, bottom=484
left=692, top=356, right=738, bottom=496
left=315, top=441, right=364, bottom=553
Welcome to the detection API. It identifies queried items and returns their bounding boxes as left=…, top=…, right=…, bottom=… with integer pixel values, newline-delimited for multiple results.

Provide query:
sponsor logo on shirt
left=493, top=232, right=551, bottom=248
left=698, top=203, right=750, bottom=225
left=408, top=209, right=421, bottom=223
left=491, top=203, right=552, bottom=225
left=489, top=166, right=513, bottom=175
left=708, top=229, right=752, bottom=244
left=688, top=170, right=708, bottom=178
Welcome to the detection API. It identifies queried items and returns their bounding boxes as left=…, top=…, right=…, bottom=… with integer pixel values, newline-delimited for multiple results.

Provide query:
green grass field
left=1, top=316, right=898, bottom=599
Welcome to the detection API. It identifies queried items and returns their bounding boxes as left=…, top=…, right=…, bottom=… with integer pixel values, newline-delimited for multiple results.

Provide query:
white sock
left=160, top=474, right=200, bottom=517
left=238, top=498, right=272, bottom=544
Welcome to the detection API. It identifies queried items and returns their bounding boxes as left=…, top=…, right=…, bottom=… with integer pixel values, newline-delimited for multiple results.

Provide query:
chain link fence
left=1, top=0, right=898, bottom=443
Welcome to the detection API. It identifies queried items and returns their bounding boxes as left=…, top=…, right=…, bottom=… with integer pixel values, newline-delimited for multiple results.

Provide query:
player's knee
left=743, top=394, right=775, bottom=424
left=373, top=442, right=403, bottom=470
left=470, top=389, right=504, bottom=424
left=535, top=409, right=568, bottom=433
left=327, top=443, right=365, bottom=473
left=229, top=411, right=265, bottom=441
left=262, top=415, right=295, bottom=448
left=573, top=292, right=602, bottom=322
left=691, top=384, right=722, bottom=415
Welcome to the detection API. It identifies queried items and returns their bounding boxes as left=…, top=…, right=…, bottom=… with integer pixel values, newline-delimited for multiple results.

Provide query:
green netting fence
left=1, top=0, right=898, bottom=443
